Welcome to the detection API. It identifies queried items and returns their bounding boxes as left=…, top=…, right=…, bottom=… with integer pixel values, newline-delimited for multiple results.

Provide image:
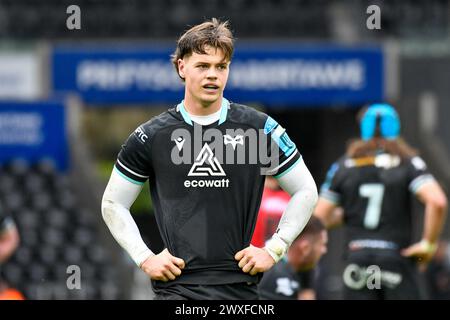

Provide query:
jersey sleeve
left=263, top=116, right=302, bottom=178
left=115, top=125, right=153, bottom=185
left=319, top=161, right=342, bottom=205
left=407, top=156, right=436, bottom=194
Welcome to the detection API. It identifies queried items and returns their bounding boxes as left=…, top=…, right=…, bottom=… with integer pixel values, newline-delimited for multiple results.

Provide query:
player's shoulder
left=122, top=108, right=180, bottom=147
left=133, top=107, right=181, bottom=140
left=327, top=155, right=349, bottom=172
left=322, top=155, right=349, bottom=184
left=141, top=108, right=180, bottom=131
left=406, top=155, right=428, bottom=171
left=228, top=102, right=270, bottom=130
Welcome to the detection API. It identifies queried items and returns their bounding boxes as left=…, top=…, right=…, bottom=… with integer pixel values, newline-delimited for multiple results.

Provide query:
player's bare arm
left=314, top=198, right=343, bottom=229
left=401, top=180, right=448, bottom=266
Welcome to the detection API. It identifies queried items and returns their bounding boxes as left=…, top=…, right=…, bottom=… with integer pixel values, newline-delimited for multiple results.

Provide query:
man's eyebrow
left=194, top=60, right=229, bottom=65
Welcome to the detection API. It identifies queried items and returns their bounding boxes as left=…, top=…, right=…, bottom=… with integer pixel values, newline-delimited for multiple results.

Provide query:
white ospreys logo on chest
left=188, top=143, right=226, bottom=176
left=223, top=134, right=244, bottom=150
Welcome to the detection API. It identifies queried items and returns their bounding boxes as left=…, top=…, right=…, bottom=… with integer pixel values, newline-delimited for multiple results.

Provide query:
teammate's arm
left=314, top=199, right=343, bottom=229
left=101, top=169, right=185, bottom=281
left=416, top=181, right=448, bottom=244
left=235, top=159, right=318, bottom=274
left=0, top=217, right=20, bottom=264
left=401, top=180, right=448, bottom=265
left=313, top=160, right=344, bottom=229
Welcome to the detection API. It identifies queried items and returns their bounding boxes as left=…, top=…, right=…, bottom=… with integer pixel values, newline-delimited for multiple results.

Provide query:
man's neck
left=183, top=95, right=222, bottom=116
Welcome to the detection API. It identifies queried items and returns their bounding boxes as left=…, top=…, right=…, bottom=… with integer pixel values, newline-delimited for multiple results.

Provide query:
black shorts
left=342, top=249, right=422, bottom=300
left=153, top=282, right=259, bottom=300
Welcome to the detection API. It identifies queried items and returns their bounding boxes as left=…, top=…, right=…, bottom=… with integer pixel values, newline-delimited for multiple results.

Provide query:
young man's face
left=178, top=46, right=230, bottom=108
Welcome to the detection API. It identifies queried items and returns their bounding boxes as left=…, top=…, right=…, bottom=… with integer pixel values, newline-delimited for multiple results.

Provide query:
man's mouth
left=203, top=84, right=219, bottom=90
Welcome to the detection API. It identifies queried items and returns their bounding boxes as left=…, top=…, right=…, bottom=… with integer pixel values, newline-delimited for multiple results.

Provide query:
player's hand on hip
left=235, top=245, right=275, bottom=276
left=140, top=248, right=185, bottom=282
left=401, top=240, right=437, bottom=271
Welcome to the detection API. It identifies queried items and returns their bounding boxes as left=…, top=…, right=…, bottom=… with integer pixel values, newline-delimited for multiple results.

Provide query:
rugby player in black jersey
left=101, top=18, right=318, bottom=300
left=315, top=103, right=448, bottom=299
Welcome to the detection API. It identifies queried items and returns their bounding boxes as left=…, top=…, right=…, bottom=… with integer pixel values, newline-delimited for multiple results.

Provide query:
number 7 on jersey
left=359, top=183, right=385, bottom=229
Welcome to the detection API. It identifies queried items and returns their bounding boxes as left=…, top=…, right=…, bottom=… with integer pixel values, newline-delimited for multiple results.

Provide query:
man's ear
left=298, top=239, right=311, bottom=255
left=178, top=59, right=185, bottom=79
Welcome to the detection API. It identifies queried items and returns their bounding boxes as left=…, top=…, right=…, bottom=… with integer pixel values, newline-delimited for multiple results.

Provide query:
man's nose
left=206, top=67, right=218, bottom=79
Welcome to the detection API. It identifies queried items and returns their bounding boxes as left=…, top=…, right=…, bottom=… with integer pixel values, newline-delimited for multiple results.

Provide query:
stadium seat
left=1, top=159, right=121, bottom=299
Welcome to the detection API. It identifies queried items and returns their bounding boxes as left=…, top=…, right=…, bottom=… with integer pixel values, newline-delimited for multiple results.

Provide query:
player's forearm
left=102, top=199, right=154, bottom=266
left=417, top=182, right=448, bottom=244
left=422, top=198, right=448, bottom=243
left=265, top=159, right=318, bottom=262
left=276, top=187, right=317, bottom=245
left=314, top=199, right=341, bottom=230
left=101, top=169, right=154, bottom=267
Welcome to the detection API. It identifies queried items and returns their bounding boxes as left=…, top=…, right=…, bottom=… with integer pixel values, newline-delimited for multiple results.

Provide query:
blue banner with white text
left=52, top=44, right=384, bottom=107
left=0, top=100, right=68, bottom=171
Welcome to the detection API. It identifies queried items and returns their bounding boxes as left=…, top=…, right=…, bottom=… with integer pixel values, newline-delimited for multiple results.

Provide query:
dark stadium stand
left=0, top=0, right=448, bottom=302
left=0, top=0, right=448, bottom=40
left=359, top=0, right=449, bottom=39
left=0, top=159, right=122, bottom=299
left=0, top=0, right=332, bottom=39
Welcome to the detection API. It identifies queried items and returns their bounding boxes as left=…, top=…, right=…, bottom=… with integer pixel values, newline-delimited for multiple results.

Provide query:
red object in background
left=0, top=288, right=25, bottom=300
left=251, top=187, right=290, bottom=247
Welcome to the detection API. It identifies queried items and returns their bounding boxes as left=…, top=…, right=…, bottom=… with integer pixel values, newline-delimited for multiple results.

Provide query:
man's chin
left=200, top=95, right=221, bottom=105
left=296, top=263, right=314, bottom=273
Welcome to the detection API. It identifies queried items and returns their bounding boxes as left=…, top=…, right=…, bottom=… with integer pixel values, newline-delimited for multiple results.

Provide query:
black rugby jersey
left=320, top=153, right=435, bottom=251
left=258, top=258, right=301, bottom=299
left=115, top=98, right=302, bottom=287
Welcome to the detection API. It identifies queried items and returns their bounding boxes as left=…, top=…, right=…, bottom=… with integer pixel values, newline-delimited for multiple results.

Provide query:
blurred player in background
left=0, top=205, right=23, bottom=300
left=258, top=216, right=327, bottom=300
left=314, top=103, right=448, bottom=300
left=101, top=18, right=318, bottom=299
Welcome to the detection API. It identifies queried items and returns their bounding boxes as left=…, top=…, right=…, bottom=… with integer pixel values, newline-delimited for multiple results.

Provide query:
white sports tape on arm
left=264, top=158, right=318, bottom=262
left=101, top=169, right=154, bottom=267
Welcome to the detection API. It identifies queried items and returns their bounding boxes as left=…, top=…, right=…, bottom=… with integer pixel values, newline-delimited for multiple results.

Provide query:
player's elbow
left=428, top=191, right=448, bottom=213
left=434, top=193, right=448, bottom=212
left=307, top=182, right=319, bottom=208
left=101, top=198, right=118, bottom=224
left=303, top=183, right=319, bottom=212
